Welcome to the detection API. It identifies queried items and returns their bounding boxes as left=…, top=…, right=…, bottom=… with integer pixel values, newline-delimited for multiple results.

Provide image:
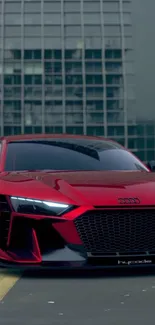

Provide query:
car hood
left=1, top=170, right=155, bottom=206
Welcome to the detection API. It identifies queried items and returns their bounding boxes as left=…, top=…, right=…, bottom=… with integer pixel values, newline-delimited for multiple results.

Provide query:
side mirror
left=147, top=160, right=155, bottom=172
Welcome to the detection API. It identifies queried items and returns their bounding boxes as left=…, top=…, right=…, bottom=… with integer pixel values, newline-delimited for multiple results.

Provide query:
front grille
left=74, top=209, right=155, bottom=256
left=0, top=195, right=11, bottom=248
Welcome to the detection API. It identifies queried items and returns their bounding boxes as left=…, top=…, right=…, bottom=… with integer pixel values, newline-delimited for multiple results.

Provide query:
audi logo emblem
left=118, top=198, right=140, bottom=204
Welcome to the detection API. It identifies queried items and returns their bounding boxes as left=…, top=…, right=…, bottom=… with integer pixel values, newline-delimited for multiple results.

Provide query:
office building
left=0, top=0, right=135, bottom=150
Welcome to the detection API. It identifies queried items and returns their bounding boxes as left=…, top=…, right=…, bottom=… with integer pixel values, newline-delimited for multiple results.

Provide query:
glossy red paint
left=30, top=229, right=42, bottom=262
left=53, top=221, right=82, bottom=245
left=0, top=170, right=155, bottom=206
left=0, top=134, right=154, bottom=268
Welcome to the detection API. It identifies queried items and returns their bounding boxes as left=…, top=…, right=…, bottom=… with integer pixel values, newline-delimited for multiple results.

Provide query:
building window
left=83, top=1, right=100, bottom=12
left=64, top=1, right=80, bottom=12
left=108, top=126, right=124, bottom=136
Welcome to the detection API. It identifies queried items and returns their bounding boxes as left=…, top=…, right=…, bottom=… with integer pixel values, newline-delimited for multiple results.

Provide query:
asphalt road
left=1, top=268, right=155, bottom=325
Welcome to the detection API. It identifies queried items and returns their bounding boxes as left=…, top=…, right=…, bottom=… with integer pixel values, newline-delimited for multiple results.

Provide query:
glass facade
left=0, top=0, right=137, bottom=154
left=128, top=121, right=155, bottom=162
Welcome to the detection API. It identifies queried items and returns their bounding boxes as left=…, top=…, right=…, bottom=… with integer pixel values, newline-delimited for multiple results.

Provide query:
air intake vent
left=0, top=195, right=11, bottom=248
left=74, top=209, right=155, bottom=256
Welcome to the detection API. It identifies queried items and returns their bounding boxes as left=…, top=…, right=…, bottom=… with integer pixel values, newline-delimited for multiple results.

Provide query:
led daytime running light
left=11, top=196, right=69, bottom=208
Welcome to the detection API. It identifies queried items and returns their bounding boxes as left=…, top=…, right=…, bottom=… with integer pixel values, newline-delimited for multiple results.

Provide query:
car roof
left=0, top=134, right=112, bottom=143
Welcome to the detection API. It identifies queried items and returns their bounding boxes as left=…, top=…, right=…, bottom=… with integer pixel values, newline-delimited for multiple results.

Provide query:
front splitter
left=0, top=245, right=155, bottom=270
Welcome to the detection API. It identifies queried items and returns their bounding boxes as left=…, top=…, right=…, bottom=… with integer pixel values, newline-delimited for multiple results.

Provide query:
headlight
left=10, top=196, right=71, bottom=216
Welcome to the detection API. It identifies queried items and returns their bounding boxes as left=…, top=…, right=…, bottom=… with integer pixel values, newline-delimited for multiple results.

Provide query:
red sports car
left=0, top=133, right=155, bottom=269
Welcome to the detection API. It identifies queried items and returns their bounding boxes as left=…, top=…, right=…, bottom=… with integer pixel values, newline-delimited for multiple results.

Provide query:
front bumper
left=1, top=194, right=155, bottom=269
left=0, top=245, right=155, bottom=270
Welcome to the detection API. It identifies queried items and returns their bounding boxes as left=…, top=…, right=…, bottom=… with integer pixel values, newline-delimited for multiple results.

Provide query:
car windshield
left=4, top=138, right=148, bottom=172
